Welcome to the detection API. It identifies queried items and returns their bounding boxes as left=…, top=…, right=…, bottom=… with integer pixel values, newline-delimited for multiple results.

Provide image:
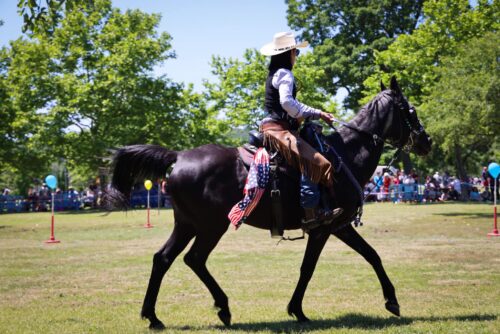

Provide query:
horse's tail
left=106, top=144, right=178, bottom=209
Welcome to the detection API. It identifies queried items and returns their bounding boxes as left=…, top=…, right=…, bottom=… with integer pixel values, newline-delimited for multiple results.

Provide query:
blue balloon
left=488, top=162, right=500, bottom=179
left=45, top=175, right=57, bottom=189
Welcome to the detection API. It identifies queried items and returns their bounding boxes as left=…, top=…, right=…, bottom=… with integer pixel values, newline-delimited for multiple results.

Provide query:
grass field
left=0, top=202, right=499, bottom=333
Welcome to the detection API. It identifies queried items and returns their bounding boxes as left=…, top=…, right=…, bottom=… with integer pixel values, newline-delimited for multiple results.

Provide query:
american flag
left=228, top=147, right=270, bottom=229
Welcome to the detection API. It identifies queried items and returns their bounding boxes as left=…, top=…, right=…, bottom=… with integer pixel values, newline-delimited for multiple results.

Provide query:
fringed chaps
left=260, top=121, right=333, bottom=187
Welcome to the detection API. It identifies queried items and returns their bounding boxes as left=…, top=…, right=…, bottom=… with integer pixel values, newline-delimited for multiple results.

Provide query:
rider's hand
left=319, top=111, right=334, bottom=125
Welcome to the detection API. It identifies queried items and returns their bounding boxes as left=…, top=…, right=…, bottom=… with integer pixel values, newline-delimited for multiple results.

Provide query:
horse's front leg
left=288, top=225, right=331, bottom=322
left=333, top=224, right=400, bottom=316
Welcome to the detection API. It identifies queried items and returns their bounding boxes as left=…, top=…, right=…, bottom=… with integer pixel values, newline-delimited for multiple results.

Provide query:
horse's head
left=381, top=77, right=432, bottom=156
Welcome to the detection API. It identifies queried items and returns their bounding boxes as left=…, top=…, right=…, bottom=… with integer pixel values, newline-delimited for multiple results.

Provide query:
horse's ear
left=380, top=80, right=387, bottom=91
left=390, top=76, right=401, bottom=94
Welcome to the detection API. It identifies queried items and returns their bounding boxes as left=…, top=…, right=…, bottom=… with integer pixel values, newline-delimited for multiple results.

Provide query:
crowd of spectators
left=0, top=181, right=171, bottom=214
left=365, top=167, right=499, bottom=204
left=1, top=168, right=498, bottom=213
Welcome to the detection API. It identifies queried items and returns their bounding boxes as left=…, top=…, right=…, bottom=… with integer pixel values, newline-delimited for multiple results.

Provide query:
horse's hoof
left=385, top=301, right=400, bottom=317
left=148, top=319, right=166, bottom=330
left=296, top=315, right=311, bottom=323
left=287, top=304, right=310, bottom=322
left=142, top=311, right=166, bottom=331
left=217, top=309, right=232, bottom=327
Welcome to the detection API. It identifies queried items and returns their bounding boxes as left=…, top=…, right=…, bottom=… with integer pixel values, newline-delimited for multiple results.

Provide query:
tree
left=17, top=0, right=94, bottom=35
left=420, top=32, right=499, bottom=179
left=363, top=0, right=499, bottom=178
left=0, top=36, right=56, bottom=193
left=363, top=0, right=499, bottom=104
left=3, top=0, right=216, bottom=193
left=286, top=0, right=425, bottom=110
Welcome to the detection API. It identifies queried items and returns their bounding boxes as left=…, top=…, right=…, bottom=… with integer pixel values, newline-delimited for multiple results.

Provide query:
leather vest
left=264, top=69, right=299, bottom=130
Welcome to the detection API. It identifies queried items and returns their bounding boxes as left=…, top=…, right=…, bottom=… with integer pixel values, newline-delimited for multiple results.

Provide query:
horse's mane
left=324, top=90, right=395, bottom=147
left=352, top=90, right=393, bottom=127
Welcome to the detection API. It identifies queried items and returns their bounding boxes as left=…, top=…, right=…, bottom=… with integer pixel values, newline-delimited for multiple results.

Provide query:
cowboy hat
left=260, top=32, right=309, bottom=56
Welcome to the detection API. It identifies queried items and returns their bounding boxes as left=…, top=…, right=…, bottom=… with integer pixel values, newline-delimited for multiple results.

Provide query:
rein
left=318, top=99, right=419, bottom=228
left=329, top=117, right=384, bottom=147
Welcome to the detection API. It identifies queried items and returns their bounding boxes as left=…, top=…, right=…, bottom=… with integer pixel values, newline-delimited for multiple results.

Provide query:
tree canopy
left=2, top=0, right=222, bottom=193
left=286, top=0, right=425, bottom=110
left=363, top=0, right=499, bottom=178
left=420, top=31, right=499, bottom=177
left=1, top=0, right=499, bottom=192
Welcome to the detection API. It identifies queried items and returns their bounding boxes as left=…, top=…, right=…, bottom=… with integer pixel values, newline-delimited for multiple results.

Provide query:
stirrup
left=301, top=208, right=343, bottom=232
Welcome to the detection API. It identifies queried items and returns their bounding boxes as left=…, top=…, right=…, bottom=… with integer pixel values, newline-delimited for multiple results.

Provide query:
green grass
left=0, top=203, right=499, bottom=333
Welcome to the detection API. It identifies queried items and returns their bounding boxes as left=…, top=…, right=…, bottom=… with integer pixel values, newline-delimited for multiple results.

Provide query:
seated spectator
left=403, top=174, right=415, bottom=185
left=393, top=171, right=400, bottom=186
left=448, top=178, right=459, bottom=200
left=470, top=186, right=480, bottom=201
left=433, top=171, right=442, bottom=185
left=481, top=189, right=491, bottom=202
left=425, top=176, right=438, bottom=202
left=410, top=168, right=419, bottom=183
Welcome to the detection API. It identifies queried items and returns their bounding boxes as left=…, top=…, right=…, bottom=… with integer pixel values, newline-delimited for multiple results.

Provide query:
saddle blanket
left=228, top=147, right=270, bottom=229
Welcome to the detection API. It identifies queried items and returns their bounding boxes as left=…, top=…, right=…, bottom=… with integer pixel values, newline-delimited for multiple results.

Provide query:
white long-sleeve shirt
left=272, top=68, right=321, bottom=120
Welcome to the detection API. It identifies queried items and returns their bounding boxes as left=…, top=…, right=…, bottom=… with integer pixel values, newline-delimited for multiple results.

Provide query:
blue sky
left=0, top=0, right=292, bottom=90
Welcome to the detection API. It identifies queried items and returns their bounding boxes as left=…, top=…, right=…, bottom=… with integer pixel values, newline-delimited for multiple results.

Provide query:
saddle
left=237, top=131, right=266, bottom=164
left=237, top=122, right=347, bottom=238
left=237, top=130, right=306, bottom=238
left=236, top=131, right=285, bottom=238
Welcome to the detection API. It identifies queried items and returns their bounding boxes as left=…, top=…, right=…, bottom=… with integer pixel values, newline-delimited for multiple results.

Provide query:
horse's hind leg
left=183, top=229, right=231, bottom=326
left=141, top=223, right=196, bottom=329
left=333, top=224, right=400, bottom=316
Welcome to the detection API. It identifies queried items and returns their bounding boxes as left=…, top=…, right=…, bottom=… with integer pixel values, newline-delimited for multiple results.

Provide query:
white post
left=157, top=182, right=161, bottom=215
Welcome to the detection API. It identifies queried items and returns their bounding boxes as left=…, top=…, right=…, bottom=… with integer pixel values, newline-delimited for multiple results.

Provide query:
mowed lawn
left=0, top=203, right=498, bottom=334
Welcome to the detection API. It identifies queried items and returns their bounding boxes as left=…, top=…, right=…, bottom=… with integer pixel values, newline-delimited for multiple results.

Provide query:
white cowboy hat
left=260, top=32, right=309, bottom=56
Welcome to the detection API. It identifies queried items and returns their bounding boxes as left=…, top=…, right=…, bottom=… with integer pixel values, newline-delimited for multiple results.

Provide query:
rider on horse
left=259, top=32, right=344, bottom=229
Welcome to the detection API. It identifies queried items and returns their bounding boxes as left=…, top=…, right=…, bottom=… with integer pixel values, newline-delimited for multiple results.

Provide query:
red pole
left=45, top=192, right=60, bottom=243
left=144, top=190, right=153, bottom=228
left=488, top=179, right=499, bottom=237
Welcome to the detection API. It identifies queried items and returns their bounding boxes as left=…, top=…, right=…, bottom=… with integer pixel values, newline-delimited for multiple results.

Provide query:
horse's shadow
left=170, top=313, right=497, bottom=332
left=434, top=212, right=491, bottom=219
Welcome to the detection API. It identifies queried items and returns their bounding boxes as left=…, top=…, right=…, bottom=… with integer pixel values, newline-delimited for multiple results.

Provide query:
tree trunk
left=401, top=151, right=413, bottom=175
left=454, top=144, right=468, bottom=180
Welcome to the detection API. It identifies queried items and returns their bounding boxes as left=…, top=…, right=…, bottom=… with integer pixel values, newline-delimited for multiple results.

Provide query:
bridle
left=306, top=93, right=428, bottom=229
left=328, top=93, right=426, bottom=154
left=389, top=100, right=427, bottom=154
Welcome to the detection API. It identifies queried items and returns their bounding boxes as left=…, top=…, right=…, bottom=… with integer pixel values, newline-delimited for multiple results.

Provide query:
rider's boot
left=302, top=206, right=343, bottom=231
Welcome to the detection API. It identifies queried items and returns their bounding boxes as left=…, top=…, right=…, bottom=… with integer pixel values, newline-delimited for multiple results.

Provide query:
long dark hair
left=268, top=50, right=293, bottom=72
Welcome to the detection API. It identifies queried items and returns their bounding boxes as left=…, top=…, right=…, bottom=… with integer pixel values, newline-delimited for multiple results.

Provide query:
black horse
left=109, top=77, right=432, bottom=329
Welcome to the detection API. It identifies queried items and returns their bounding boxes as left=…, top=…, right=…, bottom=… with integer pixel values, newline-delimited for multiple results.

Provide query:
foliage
left=363, top=0, right=500, bottom=178
left=0, top=39, right=55, bottom=194
left=6, top=0, right=499, bottom=191
left=286, top=0, right=425, bottom=110
left=17, top=0, right=95, bottom=35
left=3, top=0, right=227, bottom=194
left=420, top=32, right=500, bottom=177
left=363, top=0, right=499, bottom=104
left=204, top=49, right=268, bottom=135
